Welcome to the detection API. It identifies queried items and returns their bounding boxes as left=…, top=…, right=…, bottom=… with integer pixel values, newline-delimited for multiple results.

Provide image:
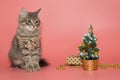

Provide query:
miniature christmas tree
left=79, top=25, right=100, bottom=60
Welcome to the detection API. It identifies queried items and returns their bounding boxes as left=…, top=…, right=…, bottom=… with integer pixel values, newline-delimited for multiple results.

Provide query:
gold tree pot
left=82, top=59, right=98, bottom=71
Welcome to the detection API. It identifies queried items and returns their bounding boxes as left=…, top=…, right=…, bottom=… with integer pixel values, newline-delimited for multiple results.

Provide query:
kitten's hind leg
left=11, top=59, right=23, bottom=68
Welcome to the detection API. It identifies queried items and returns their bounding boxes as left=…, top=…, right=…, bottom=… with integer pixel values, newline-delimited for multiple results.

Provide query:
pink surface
left=1, top=66, right=120, bottom=80
left=0, top=0, right=120, bottom=80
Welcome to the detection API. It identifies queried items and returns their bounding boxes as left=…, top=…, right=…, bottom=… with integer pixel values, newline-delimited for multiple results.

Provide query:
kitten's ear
left=20, top=7, right=27, bottom=17
left=35, top=8, right=41, bottom=15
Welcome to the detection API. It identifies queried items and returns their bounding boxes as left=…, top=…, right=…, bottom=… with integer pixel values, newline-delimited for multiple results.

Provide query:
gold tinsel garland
left=56, top=64, right=120, bottom=70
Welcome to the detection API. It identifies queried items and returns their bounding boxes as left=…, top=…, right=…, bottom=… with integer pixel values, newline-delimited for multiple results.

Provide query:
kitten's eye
left=35, top=20, right=39, bottom=24
left=27, top=19, right=31, bottom=23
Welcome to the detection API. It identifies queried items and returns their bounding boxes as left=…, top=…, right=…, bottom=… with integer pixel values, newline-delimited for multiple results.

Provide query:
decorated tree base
left=82, top=59, right=98, bottom=71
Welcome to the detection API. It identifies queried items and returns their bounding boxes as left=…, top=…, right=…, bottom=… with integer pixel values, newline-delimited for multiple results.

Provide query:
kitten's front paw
left=25, top=68, right=33, bottom=72
left=33, top=63, right=41, bottom=71
left=24, top=63, right=40, bottom=72
left=25, top=64, right=33, bottom=72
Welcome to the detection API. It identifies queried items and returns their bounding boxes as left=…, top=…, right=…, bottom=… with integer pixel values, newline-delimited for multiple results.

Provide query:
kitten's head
left=18, top=8, right=41, bottom=31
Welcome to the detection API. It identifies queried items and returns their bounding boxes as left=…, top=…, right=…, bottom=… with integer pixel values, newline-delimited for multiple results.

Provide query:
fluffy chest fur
left=17, top=36, right=40, bottom=51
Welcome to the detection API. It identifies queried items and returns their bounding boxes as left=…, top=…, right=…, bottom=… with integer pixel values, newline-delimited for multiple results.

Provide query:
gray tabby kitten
left=9, top=8, right=47, bottom=72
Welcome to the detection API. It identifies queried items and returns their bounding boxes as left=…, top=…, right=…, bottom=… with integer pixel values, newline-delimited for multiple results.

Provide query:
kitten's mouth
left=26, top=26, right=37, bottom=31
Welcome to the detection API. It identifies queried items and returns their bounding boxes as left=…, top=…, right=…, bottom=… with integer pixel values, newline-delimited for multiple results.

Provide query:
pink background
left=0, top=0, right=120, bottom=80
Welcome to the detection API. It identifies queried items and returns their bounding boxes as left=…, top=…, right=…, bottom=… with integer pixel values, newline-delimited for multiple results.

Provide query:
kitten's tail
left=39, top=59, right=48, bottom=67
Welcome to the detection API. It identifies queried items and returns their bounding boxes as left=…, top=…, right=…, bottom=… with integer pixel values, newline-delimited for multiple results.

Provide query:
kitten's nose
left=31, top=20, right=36, bottom=28
left=32, top=24, right=36, bottom=28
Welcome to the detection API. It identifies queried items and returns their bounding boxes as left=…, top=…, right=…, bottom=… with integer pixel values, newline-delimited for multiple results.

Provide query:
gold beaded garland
left=56, top=64, right=120, bottom=70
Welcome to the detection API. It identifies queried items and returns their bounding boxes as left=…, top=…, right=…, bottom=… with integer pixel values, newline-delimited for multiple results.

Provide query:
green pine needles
left=79, top=25, right=100, bottom=60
